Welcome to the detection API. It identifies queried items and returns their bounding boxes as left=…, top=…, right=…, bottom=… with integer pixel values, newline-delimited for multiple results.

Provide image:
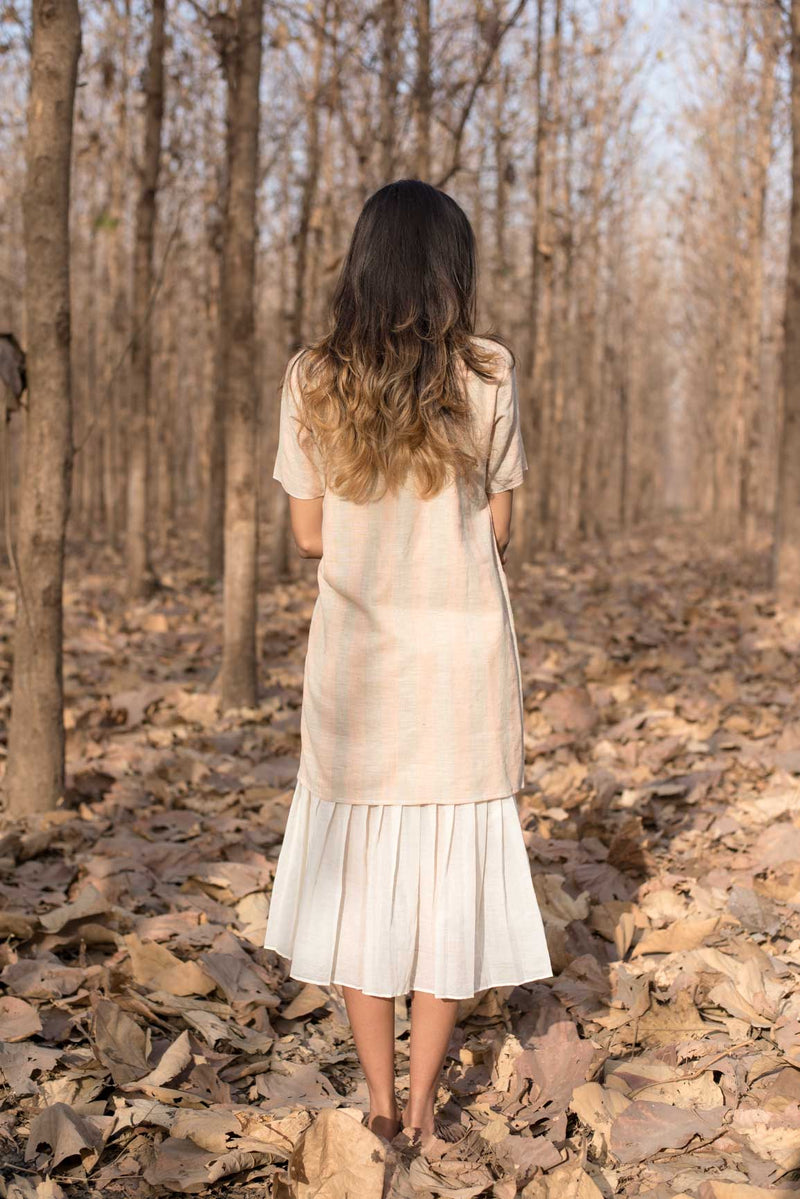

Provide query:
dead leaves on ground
left=1, top=531, right=800, bottom=1195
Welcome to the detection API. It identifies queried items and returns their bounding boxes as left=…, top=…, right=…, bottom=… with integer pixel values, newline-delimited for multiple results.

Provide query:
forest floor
left=0, top=523, right=799, bottom=1199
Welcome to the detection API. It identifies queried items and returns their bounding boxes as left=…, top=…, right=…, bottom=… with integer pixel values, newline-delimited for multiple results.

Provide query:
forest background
left=2, top=3, right=800, bottom=1193
left=0, top=0, right=793, bottom=599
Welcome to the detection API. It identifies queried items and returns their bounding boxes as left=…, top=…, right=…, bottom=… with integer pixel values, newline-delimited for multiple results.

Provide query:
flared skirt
left=264, top=780, right=552, bottom=1000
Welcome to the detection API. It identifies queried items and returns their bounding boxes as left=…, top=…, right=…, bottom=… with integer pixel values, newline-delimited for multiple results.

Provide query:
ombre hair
left=291, top=179, right=513, bottom=503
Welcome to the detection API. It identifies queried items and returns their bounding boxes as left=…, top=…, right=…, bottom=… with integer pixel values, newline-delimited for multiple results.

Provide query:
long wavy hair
left=291, top=179, right=513, bottom=503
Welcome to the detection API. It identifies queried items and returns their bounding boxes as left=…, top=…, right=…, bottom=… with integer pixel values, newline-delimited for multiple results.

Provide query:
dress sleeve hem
left=485, top=462, right=528, bottom=495
left=273, top=469, right=326, bottom=501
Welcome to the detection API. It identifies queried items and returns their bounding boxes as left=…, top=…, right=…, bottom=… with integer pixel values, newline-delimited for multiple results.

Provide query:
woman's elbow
left=295, top=538, right=322, bottom=558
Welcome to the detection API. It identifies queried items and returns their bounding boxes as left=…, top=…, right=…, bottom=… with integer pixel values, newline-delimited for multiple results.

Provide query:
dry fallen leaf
left=569, top=1081, right=631, bottom=1156
left=277, top=1108, right=385, bottom=1199
left=521, top=1158, right=605, bottom=1198
left=281, top=983, right=331, bottom=1020
left=25, top=1103, right=104, bottom=1170
left=632, top=916, right=719, bottom=956
left=125, top=935, right=217, bottom=997
left=39, top=883, right=109, bottom=933
left=609, top=1099, right=723, bottom=1164
left=125, top=1029, right=193, bottom=1089
left=697, top=1184, right=799, bottom=1199
left=92, top=997, right=151, bottom=1084
left=408, top=1156, right=495, bottom=1199
left=0, top=996, right=43, bottom=1042
left=0, top=1043, right=62, bottom=1096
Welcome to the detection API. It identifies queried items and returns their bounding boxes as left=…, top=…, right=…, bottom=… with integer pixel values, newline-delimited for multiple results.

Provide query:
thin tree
left=289, top=0, right=330, bottom=354
left=379, top=0, right=402, bottom=183
left=126, top=0, right=166, bottom=597
left=100, top=1, right=133, bottom=552
left=6, top=0, right=81, bottom=815
left=203, top=101, right=226, bottom=580
left=775, top=0, right=800, bottom=601
left=737, top=5, right=778, bottom=544
left=516, top=0, right=550, bottom=561
left=213, top=0, right=265, bottom=709
left=414, top=0, right=432, bottom=179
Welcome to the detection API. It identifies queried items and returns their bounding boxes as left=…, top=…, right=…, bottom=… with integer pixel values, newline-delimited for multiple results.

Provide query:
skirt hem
left=264, top=782, right=553, bottom=998
left=265, top=943, right=554, bottom=1001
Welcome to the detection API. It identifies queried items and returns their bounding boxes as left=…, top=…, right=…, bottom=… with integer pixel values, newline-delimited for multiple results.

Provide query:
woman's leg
left=342, top=986, right=400, bottom=1138
left=403, top=990, right=459, bottom=1136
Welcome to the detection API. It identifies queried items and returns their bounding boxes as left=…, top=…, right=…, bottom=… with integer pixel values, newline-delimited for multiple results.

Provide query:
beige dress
left=264, top=340, right=552, bottom=998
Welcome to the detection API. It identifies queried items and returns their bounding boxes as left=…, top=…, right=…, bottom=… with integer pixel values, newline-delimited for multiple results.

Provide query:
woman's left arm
left=288, top=495, right=323, bottom=558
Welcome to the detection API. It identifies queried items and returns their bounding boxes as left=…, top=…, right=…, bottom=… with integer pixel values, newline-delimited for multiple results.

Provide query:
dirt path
left=0, top=526, right=798, bottom=1197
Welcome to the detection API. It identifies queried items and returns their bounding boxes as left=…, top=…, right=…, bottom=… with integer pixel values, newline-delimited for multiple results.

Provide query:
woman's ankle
left=402, top=1093, right=436, bottom=1132
left=368, top=1092, right=399, bottom=1120
left=367, top=1111, right=401, bottom=1140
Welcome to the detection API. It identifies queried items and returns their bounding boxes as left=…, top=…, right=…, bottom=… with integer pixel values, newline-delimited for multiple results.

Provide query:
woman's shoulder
left=466, top=336, right=515, bottom=385
left=284, top=346, right=309, bottom=380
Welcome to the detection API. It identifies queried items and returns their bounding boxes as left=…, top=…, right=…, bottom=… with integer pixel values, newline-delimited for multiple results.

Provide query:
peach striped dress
left=264, top=339, right=553, bottom=998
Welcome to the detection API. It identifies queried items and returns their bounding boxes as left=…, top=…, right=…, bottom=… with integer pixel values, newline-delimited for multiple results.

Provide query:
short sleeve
left=273, top=353, right=326, bottom=499
left=486, top=354, right=528, bottom=494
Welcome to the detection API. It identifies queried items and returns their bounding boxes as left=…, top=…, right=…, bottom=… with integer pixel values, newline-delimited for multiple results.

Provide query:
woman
left=265, top=179, right=552, bottom=1147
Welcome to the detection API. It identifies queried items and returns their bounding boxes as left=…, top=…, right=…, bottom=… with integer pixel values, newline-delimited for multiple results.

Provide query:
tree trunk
left=126, top=0, right=165, bottom=598
left=289, top=0, right=329, bottom=353
left=6, top=0, right=81, bottom=816
left=490, top=64, right=509, bottom=335
left=551, top=41, right=573, bottom=549
left=774, top=0, right=800, bottom=601
left=739, top=11, right=778, bottom=544
left=379, top=0, right=401, bottom=183
left=414, top=0, right=431, bottom=180
left=100, top=0, right=132, bottom=552
left=218, top=0, right=264, bottom=710
left=577, top=68, right=607, bottom=541
left=513, top=0, right=549, bottom=568
left=537, top=0, right=560, bottom=549
left=269, top=144, right=293, bottom=580
left=204, top=109, right=225, bottom=579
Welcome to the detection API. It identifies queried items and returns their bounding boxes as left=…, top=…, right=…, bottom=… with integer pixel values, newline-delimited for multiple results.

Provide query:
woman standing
left=265, top=179, right=552, bottom=1147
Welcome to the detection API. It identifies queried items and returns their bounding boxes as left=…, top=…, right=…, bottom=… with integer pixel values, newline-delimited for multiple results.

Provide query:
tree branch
left=435, top=0, right=530, bottom=189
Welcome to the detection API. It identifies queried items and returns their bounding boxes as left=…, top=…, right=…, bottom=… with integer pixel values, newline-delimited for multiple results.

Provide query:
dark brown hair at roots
left=288, top=178, right=513, bottom=503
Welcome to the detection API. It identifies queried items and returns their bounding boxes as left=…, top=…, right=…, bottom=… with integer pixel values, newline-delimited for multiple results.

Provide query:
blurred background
left=0, top=0, right=789, bottom=570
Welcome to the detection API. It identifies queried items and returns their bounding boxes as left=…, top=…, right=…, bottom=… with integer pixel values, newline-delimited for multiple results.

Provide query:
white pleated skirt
left=264, top=780, right=553, bottom=1000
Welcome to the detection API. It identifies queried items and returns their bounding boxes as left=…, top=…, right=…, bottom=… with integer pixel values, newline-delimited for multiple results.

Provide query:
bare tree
left=775, top=0, right=800, bottom=601
left=379, top=0, right=402, bottom=183
left=126, top=0, right=166, bottom=598
left=204, top=103, right=226, bottom=580
left=6, top=0, right=81, bottom=815
left=289, top=0, right=331, bottom=353
left=214, top=0, right=265, bottom=710
left=516, top=0, right=555, bottom=560
left=414, top=0, right=432, bottom=179
left=736, top=4, right=778, bottom=544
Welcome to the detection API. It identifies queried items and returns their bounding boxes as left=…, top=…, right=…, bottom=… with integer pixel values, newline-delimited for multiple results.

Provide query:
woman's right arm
left=488, top=489, right=513, bottom=568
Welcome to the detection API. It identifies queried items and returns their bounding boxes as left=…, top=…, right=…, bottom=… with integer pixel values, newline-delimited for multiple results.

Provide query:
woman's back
left=273, top=337, right=528, bottom=805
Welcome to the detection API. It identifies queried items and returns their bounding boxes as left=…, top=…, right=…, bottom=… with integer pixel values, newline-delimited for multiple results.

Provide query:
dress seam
left=296, top=770, right=523, bottom=807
